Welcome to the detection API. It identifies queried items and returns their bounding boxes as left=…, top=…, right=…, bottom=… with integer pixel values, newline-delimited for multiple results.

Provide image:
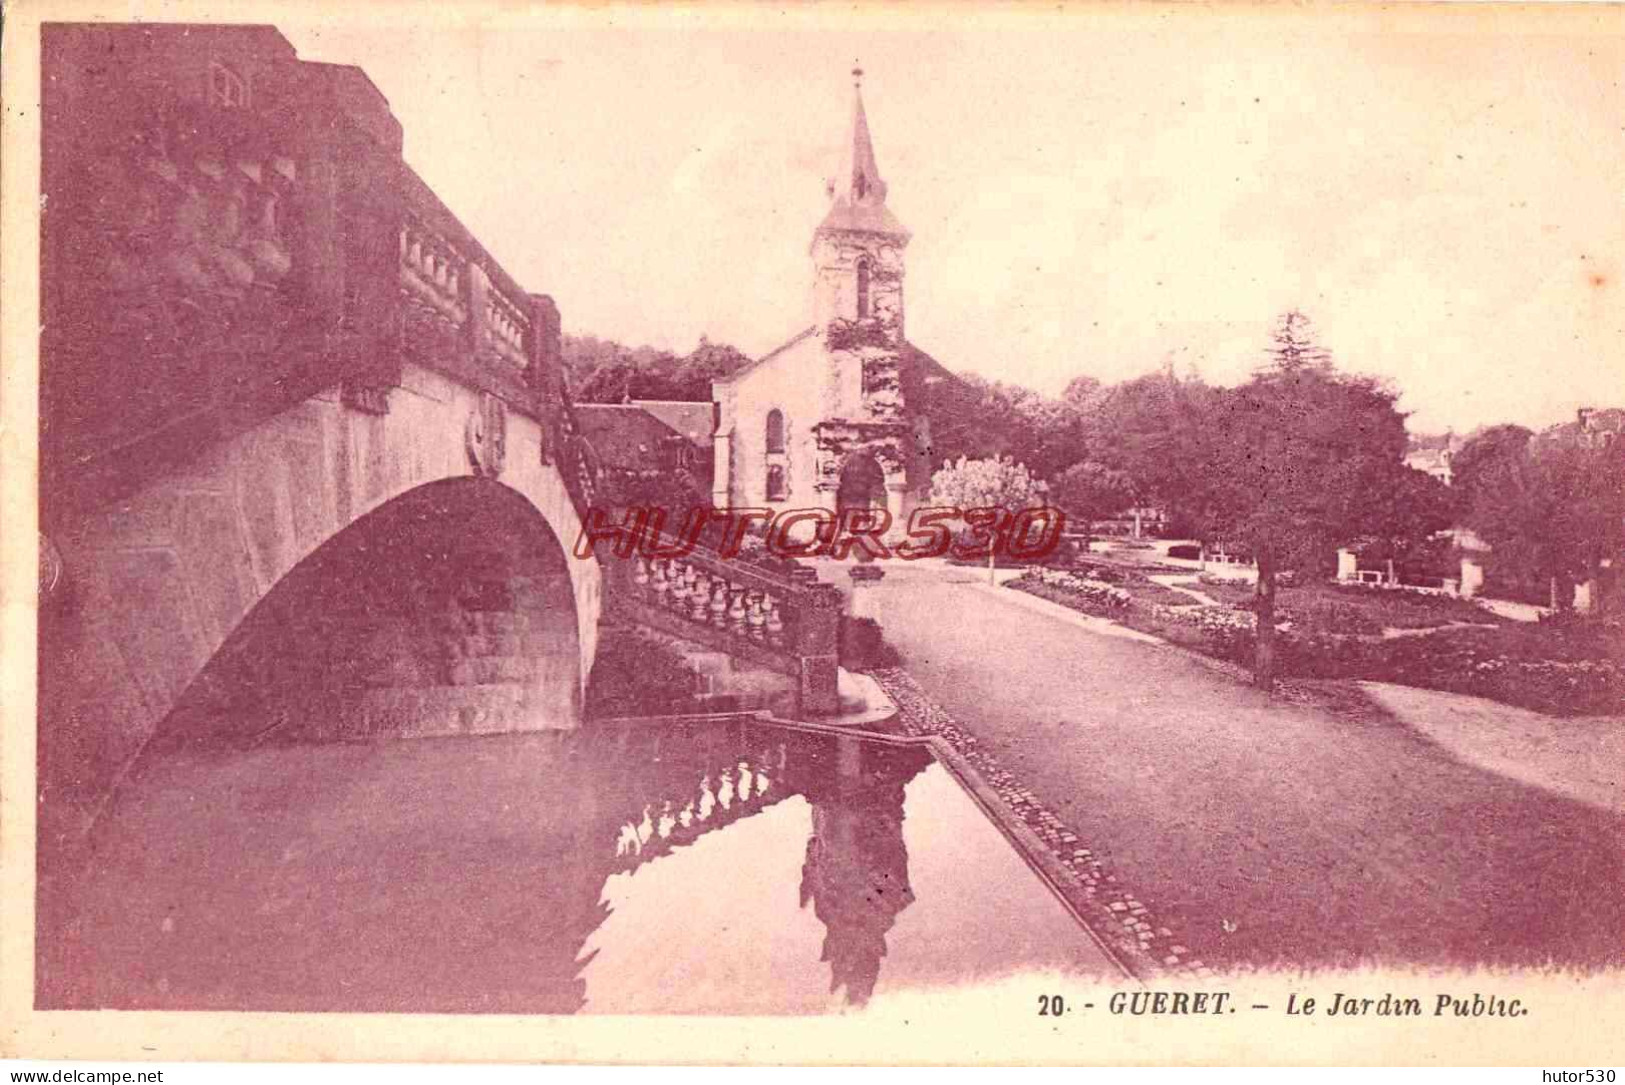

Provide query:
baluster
left=690, top=572, right=712, bottom=622
left=728, top=586, right=748, bottom=635
left=651, top=559, right=670, bottom=605
left=747, top=591, right=767, bottom=640
left=633, top=556, right=651, bottom=594
left=709, top=579, right=730, bottom=627
left=765, top=594, right=785, bottom=646
left=667, top=561, right=688, bottom=609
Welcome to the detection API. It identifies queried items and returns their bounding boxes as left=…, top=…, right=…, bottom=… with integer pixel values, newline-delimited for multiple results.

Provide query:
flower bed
left=1024, top=568, right=1131, bottom=609
left=1008, top=570, right=1625, bottom=716
left=1194, top=578, right=1502, bottom=633
left=1279, top=624, right=1625, bottom=716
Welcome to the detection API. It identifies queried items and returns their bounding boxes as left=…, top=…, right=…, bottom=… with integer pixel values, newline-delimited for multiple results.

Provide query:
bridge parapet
left=40, top=23, right=594, bottom=526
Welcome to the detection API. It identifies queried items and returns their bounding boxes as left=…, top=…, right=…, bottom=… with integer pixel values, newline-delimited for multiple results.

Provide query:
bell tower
left=811, top=64, right=910, bottom=344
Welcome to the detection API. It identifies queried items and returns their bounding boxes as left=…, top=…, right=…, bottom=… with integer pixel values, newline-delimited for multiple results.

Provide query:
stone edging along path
left=868, top=666, right=1212, bottom=982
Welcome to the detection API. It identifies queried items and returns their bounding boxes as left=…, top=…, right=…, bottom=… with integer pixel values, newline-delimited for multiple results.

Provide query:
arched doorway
left=836, top=452, right=886, bottom=516
left=157, top=477, right=582, bottom=749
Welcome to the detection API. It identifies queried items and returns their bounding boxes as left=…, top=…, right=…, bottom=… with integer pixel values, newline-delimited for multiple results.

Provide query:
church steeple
left=818, top=63, right=908, bottom=240
left=811, top=65, right=909, bottom=336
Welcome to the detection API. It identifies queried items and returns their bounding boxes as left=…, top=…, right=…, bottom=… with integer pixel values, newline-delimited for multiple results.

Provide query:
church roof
left=712, top=325, right=818, bottom=386
left=818, top=69, right=909, bottom=240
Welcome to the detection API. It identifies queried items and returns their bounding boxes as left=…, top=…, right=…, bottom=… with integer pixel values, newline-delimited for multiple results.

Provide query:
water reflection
left=46, top=713, right=933, bottom=1013
left=597, top=725, right=930, bottom=1006
left=800, top=736, right=920, bottom=1005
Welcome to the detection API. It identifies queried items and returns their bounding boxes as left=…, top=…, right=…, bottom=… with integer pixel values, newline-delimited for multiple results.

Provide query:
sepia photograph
left=3, top=0, right=1623, bottom=1068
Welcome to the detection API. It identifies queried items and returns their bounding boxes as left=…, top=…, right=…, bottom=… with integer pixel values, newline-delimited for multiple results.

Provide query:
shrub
left=1167, top=544, right=1202, bottom=560
left=585, top=626, right=700, bottom=719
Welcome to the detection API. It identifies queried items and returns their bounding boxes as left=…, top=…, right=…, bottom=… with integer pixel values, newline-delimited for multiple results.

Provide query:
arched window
left=856, top=258, right=871, bottom=319
left=765, top=408, right=786, bottom=454
left=766, top=465, right=788, bottom=502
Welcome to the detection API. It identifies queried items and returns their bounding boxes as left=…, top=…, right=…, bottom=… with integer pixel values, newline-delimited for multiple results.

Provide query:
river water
left=45, top=714, right=1119, bottom=1013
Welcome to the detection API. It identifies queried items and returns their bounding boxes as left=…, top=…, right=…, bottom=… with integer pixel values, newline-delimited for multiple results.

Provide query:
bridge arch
left=38, top=368, right=600, bottom=851
left=158, top=477, right=581, bottom=748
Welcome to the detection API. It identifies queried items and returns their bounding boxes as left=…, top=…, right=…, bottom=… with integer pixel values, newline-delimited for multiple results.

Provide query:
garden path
left=1145, top=573, right=1221, bottom=608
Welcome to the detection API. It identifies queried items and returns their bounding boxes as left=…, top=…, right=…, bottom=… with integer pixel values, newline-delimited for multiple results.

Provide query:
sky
left=280, top=6, right=1624, bottom=435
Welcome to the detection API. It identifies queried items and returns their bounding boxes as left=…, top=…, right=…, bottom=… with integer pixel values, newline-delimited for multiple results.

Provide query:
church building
left=711, top=68, right=947, bottom=535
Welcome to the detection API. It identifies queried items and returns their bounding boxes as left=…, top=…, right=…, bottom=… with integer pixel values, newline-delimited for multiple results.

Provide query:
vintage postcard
left=2, top=0, right=1623, bottom=1067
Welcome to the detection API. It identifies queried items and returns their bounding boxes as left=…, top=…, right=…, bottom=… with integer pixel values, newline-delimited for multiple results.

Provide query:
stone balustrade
left=484, top=288, right=531, bottom=370
left=397, top=212, right=531, bottom=373
left=600, top=529, right=842, bottom=716
left=632, top=555, right=792, bottom=649
left=398, top=220, right=466, bottom=323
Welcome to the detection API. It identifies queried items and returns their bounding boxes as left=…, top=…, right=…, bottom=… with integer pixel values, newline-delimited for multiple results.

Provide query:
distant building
left=574, top=403, right=713, bottom=508
left=1536, top=407, right=1625, bottom=451
left=1404, top=432, right=1464, bottom=485
left=630, top=400, right=716, bottom=464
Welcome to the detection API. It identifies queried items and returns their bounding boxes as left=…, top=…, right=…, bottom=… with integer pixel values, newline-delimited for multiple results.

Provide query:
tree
left=1092, top=368, right=1219, bottom=518
left=928, top=455, right=1041, bottom=582
left=1184, top=315, right=1439, bottom=689
left=1053, top=460, right=1135, bottom=532
left=562, top=333, right=753, bottom=402
left=1263, top=309, right=1333, bottom=374
left=921, top=373, right=1054, bottom=469
left=1455, top=424, right=1625, bottom=610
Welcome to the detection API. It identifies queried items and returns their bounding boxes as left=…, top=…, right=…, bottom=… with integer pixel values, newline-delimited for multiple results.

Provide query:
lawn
left=1196, top=578, right=1506, bottom=633
left=1008, top=569, right=1623, bottom=716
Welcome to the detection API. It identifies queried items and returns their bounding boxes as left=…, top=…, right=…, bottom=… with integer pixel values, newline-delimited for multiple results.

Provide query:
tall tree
left=1093, top=368, right=1218, bottom=516
left=1264, top=309, right=1334, bottom=374
left=1186, top=316, right=1435, bottom=689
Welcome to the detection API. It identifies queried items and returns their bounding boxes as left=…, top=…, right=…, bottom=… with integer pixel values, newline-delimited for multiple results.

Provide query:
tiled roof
left=573, top=404, right=687, bottom=472
left=629, top=400, right=716, bottom=449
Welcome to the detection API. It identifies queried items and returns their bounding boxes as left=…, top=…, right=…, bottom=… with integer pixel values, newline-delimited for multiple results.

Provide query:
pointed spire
left=818, top=62, right=908, bottom=239
left=846, top=61, right=885, bottom=206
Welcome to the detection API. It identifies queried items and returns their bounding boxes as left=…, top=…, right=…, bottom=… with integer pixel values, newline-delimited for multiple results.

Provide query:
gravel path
left=860, top=564, right=1625, bottom=973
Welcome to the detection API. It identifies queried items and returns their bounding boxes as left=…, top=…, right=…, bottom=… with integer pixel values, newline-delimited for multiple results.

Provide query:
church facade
left=711, top=70, right=936, bottom=535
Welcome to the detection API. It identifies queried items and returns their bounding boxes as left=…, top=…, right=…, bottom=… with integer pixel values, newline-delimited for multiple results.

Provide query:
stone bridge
left=37, top=24, right=842, bottom=874
left=37, top=24, right=606, bottom=859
